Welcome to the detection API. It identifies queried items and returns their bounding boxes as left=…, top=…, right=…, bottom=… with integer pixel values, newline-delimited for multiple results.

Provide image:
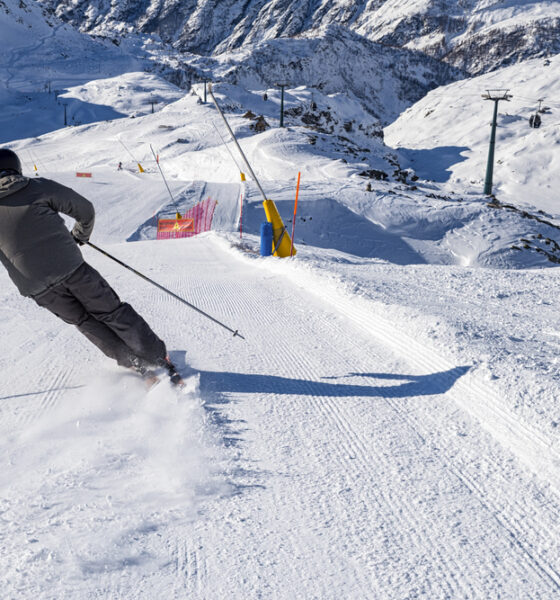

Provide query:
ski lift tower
left=200, top=76, right=210, bottom=104
left=482, top=89, right=512, bottom=196
left=276, top=83, right=289, bottom=127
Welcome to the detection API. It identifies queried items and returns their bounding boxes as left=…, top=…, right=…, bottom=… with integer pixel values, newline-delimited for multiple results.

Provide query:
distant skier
left=117, top=161, right=123, bottom=171
left=0, top=148, right=182, bottom=385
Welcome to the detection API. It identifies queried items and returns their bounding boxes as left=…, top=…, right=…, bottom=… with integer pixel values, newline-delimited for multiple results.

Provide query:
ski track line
left=37, top=364, right=71, bottom=414
left=383, top=387, right=560, bottom=592
left=236, top=283, right=469, bottom=596
left=301, top=381, right=471, bottom=596
left=450, top=462, right=560, bottom=591
left=3, top=356, right=73, bottom=432
left=175, top=537, right=205, bottom=598
left=285, top=382, right=379, bottom=598
left=383, top=379, right=560, bottom=594
left=184, top=269, right=377, bottom=596
left=299, top=275, right=560, bottom=490
left=221, top=254, right=560, bottom=596
left=303, top=350, right=558, bottom=596
left=320, top=298, right=560, bottom=593
left=388, top=382, right=560, bottom=583
left=240, top=389, right=374, bottom=598
left=284, top=355, right=472, bottom=597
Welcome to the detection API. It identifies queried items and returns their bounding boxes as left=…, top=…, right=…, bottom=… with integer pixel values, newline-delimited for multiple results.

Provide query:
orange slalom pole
left=290, top=172, right=301, bottom=257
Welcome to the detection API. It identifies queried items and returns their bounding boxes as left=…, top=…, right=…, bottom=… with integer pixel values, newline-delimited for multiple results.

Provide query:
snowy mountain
left=38, top=0, right=560, bottom=73
left=0, top=0, right=138, bottom=94
left=2, top=2, right=560, bottom=598
left=385, top=53, right=560, bottom=219
left=205, top=26, right=464, bottom=125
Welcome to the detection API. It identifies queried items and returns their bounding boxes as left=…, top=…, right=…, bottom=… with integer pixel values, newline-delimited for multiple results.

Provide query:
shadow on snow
left=397, top=146, right=469, bottom=183
left=245, top=198, right=427, bottom=264
left=199, top=365, right=470, bottom=400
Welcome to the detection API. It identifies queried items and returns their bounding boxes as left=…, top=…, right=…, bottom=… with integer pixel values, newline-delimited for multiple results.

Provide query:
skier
left=117, top=161, right=123, bottom=171
left=0, top=148, right=182, bottom=386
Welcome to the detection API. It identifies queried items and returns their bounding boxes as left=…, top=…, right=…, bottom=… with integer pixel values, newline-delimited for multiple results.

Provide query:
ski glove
left=71, top=224, right=90, bottom=246
left=72, top=233, right=86, bottom=246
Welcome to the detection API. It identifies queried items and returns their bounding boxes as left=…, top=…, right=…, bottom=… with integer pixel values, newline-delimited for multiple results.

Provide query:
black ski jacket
left=0, top=173, right=95, bottom=297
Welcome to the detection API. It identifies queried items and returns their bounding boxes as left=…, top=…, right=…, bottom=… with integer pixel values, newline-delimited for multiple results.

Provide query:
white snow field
left=2, top=6, right=560, bottom=598
left=1, top=75, right=559, bottom=599
left=385, top=53, right=560, bottom=219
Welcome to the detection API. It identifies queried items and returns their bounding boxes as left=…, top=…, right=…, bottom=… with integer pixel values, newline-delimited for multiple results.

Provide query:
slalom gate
left=157, top=197, right=217, bottom=240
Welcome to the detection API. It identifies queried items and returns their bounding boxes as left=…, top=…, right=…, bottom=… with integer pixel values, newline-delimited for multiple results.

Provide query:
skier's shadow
left=172, top=355, right=469, bottom=496
left=198, top=366, right=470, bottom=400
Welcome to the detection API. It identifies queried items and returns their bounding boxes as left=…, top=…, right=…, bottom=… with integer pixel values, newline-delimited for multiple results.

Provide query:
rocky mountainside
left=0, top=0, right=462, bottom=131
left=37, top=0, right=560, bottom=74
left=202, top=26, right=464, bottom=125
left=0, top=0, right=136, bottom=97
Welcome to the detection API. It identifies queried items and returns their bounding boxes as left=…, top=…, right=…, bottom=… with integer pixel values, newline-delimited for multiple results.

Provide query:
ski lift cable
left=207, top=84, right=269, bottom=203
left=420, top=90, right=559, bottom=109
left=212, top=121, right=244, bottom=174
left=149, top=144, right=182, bottom=218
left=117, top=139, right=139, bottom=163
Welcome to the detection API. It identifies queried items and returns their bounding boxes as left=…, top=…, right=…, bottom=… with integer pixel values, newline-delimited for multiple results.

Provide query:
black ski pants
left=33, top=262, right=167, bottom=370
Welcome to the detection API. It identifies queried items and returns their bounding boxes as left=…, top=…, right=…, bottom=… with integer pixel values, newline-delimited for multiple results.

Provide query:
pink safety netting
left=157, top=197, right=217, bottom=240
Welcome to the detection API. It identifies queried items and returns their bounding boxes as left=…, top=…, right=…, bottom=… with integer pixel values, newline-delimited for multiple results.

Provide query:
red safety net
left=157, top=197, right=217, bottom=240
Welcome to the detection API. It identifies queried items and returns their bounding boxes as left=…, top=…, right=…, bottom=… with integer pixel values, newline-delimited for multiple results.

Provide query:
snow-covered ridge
left=38, top=0, right=560, bottom=73
left=207, top=26, right=464, bottom=125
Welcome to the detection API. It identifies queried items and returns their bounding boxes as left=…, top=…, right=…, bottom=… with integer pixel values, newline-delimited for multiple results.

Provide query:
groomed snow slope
left=2, top=233, right=560, bottom=598
left=1, top=46, right=560, bottom=600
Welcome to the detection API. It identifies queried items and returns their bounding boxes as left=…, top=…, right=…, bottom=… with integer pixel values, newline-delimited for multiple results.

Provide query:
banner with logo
left=157, top=197, right=217, bottom=240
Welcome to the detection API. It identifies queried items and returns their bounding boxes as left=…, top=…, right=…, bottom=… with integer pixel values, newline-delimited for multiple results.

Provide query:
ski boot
left=160, top=356, right=185, bottom=387
left=130, top=358, right=161, bottom=389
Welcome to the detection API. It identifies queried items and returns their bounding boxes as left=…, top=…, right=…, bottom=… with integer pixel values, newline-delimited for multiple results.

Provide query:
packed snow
left=1, top=2, right=560, bottom=598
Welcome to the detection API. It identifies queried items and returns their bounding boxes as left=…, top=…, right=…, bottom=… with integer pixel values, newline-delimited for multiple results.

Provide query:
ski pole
left=207, top=83, right=268, bottom=203
left=85, top=241, right=245, bottom=340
